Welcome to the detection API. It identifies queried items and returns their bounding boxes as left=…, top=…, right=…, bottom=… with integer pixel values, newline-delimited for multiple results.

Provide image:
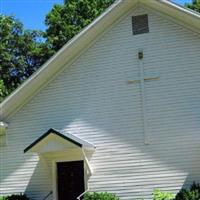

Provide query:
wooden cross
left=128, top=51, right=159, bottom=144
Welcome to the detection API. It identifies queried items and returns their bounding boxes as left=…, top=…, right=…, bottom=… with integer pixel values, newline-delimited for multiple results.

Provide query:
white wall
left=1, top=4, right=200, bottom=200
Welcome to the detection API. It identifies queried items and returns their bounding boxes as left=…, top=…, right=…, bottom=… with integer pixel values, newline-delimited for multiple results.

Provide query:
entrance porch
left=24, top=128, right=95, bottom=200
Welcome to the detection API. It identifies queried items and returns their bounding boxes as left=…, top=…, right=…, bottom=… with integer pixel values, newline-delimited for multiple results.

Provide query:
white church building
left=1, top=0, right=200, bottom=199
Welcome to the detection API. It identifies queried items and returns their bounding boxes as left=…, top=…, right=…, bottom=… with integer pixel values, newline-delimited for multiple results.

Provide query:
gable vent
left=132, top=14, right=149, bottom=35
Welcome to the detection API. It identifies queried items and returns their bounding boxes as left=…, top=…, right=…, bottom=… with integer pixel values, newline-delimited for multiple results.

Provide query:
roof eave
left=142, top=0, right=200, bottom=33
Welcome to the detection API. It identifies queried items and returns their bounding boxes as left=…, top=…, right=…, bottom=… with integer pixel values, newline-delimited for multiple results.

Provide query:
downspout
left=77, top=148, right=93, bottom=200
left=81, top=148, right=92, bottom=175
left=77, top=189, right=89, bottom=200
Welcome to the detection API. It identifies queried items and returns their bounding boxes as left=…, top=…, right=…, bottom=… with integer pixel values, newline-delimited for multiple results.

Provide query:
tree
left=0, top=0, right=115, bottom=102
left=185, top=0, right=200, bottom=13
left=0, top=15, right=52, bottom=101
left=0, top=80, right=7, bottom=102
left=45, top=0, right=115, bottom=52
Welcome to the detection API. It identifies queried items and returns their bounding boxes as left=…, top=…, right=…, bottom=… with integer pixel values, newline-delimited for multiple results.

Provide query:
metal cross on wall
left=128, top=51, right=159, bottom=144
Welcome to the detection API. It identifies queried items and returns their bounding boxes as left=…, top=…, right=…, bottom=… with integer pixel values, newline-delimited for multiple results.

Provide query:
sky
left=0, top=0, right=193, bottom=31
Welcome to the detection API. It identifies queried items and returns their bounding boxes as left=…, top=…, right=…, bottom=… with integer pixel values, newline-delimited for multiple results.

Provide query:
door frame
left=52, top=158, right=87, bottom=200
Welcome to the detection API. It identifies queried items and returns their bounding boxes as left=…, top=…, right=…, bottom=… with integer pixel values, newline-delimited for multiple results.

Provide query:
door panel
left=57, top=161, right=85, bottom=200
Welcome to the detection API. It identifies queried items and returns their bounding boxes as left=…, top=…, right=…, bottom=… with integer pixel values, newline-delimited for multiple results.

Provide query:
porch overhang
left=24, top=128, right=95, bottom=154
left=24, top=128, right=95, bottom=174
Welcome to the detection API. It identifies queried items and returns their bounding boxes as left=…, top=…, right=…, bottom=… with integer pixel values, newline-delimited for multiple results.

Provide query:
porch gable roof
left=24, top=128, right=95, bottom=153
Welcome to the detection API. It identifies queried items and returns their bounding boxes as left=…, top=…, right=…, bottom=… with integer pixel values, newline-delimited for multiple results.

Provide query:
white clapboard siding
left=1, top=4, right=200, bottom=200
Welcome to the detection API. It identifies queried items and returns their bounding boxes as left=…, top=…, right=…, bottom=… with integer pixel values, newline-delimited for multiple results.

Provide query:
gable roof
left=1, top=0, right=200, bottom=120
left=24, top=128, right=95, bottom=153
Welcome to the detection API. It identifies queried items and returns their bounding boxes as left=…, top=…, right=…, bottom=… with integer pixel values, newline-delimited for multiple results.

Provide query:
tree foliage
left=153, top=189, right=174, bottom=200
left=185, top=0, right=200, bottom=13
left=0, top=1, right=115, bottom=102
left=175, top=182, right=200, bottom=200
left=83, top=192, right=120, bottom=200
left=0, top=80, right=7, bottom=102
left=0, top=15, right=52, bottom=101
left=44, top=0, right=115, bottom=52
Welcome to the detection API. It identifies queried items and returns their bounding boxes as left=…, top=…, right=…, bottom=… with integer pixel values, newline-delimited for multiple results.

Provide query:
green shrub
left=1, top=194, right=30, bottom=200
left=153, top=189, right=174, bottom=200
left=83, top=192, right=120, bottom=200
left=175, top=182, right=200, bottom=200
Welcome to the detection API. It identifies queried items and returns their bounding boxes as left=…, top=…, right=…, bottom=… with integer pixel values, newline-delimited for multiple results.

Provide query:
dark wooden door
left=57, top=161, right=85, bottom=200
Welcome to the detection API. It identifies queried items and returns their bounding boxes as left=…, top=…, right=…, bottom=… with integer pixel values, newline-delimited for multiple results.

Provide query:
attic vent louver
left=132, top=14, right=149, bottom=35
